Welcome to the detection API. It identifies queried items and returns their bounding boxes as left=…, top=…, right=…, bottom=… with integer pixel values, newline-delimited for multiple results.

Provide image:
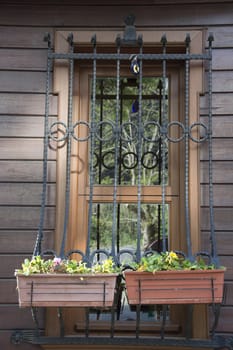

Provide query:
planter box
left=124, top=270, right=225, bottom=305
left=16, top=273, right=118, bottom=308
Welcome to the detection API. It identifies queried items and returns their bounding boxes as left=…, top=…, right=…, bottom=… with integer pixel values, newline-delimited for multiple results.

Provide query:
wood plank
left=0, top=71, right=51, bottom=93
left=0, top=230, right=54, bottom=253
left=212, top=49, right=233, bottom=70
left=218, top=256, right=233, bottom=280
left=0, top=26, right=52, bottom=48
left=0, top=160, right=56, bottom=182
left=0, top=3, right=233, bottom=26
left=0, top=139, right=57, bottom=160
left=200, top=139, right=233, bottom=161
left=0, top=305, right=44, bottom=329
left=0, top=279, right=18, bottom=303
left=206, top=71, right=233, bottom=93
left=0, top=48, right=47, bottom=70
left=0, top=93, right=57, bottom=115
left=201, top=207, right=233, bottom=231
left=0, top=116, right=57, bottom=137
left=210, top=27, right=233, bottom=48
left=200, top=93, right=233, bottom=115
left=224, top=282, right=233, bottom=305
left=2, top=0, right=233, bottom=5
left=200, top=161, right=233, bottom=184
left=0, top=255, right=37, bottom=278
left=0, top=183, right=56, bottom=205
left=0, top=206, right=55, bottom=229
left=200, top=116, right=233, bottom=138
left=210, top=306, right=233, bottom=333
left=201, top=232, right=233, bottom=256
left=201, top=184, right=233, bottom=207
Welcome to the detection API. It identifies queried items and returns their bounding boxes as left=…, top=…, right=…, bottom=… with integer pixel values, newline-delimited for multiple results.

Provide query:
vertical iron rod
left=207, top=34, right=219, bottom=267
left=59, top=34, right=74, bottom=258
left=111, top=39, right=121, bottom=261
left=86, top=35, right=97, bottom=262
left=136, top=43, right=143, bottom=261
left=161, top=35, right=167, bottom=252
left=33, top=33, right=51, bottom=256
left=184, top=34, right=193, bottom=260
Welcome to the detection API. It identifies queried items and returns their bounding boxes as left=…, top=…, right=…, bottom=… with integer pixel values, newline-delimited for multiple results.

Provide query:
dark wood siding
left=0, top=2, right=232, bottom=349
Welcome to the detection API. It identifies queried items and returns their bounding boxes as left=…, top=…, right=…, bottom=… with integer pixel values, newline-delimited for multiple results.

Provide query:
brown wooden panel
left=0, top=279, right=18, bottom=303
left=206, top=72, right=233, bottom=93
left=201, top=184, right=233, bottom=207
left=0, top=305, right=44, bottom=329
left=0, top=160, right=56, bottom=182
left=0, top=183, right=56, bottom=205
left=212, top=49, right=233, bottom=70
left=0, top=116, right=57, bottom=137
left=0, top=71, right=50, bottom=93
left=0, top=26, right=52, bottom=48
left=0, top=3, right=233, bottom=26
left=0, top=93, right=57, bottom=115
left=0, top=255, right=33, bottom=278
left=0, top=48, right=47, bottom=70
left=219, top=256, right=233, bottom=280
left=201, top=232, right=233, bottom=255
left=211, top=27, right=233, bottom=48
left=201, top=207, right=233, bottom=231
left=200, top=93, right=233, bottom=115
left=0, top=139, right=57, bottom=160
left=200, top=139, right=233, bottom=161
left=200, top=116, right=233, bottom=138
left=2, top=0, right=233, bottom=5
left=210, top=306, right=233, bottom=333
left=0, top=206, right=55, bottom=229
left=0, top=230, right=54, bottom=253
left=200, top=161, right=233, bottom=184
left=224, top=282, right=233, bottom=305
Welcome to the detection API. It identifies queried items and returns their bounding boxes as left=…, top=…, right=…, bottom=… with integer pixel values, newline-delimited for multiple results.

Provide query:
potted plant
left=124, top=251, right=225, bottom=305
left=15, top=255, right=121, bottom=308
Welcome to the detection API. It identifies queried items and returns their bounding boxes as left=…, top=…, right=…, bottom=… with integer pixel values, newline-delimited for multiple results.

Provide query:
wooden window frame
left=44, top=28, right=207, bottom=347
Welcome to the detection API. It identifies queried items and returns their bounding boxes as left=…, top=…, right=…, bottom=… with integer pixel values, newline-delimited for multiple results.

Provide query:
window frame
left=48, top=28, right=207, bottom=341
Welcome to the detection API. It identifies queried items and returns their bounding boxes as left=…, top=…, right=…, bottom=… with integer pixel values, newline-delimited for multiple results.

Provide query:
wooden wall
left=0, top=1, right=232, bottom=349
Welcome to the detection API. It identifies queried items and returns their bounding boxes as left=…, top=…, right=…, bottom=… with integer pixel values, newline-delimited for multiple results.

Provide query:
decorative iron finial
left=119, top=14, right=142, bottom=46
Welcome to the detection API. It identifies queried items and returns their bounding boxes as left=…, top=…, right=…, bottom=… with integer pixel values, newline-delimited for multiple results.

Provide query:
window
left=47, top=28, right=208, bottom=341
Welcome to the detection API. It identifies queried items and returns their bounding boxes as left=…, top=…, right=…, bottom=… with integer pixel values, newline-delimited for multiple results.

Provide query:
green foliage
left=15, top=256, right=119, bottom=276
left=132, top=251, right=219, bottom=273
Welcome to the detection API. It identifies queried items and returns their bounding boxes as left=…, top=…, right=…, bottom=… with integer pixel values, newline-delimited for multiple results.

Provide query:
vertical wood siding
left=0, top=2, right=232, bottom=349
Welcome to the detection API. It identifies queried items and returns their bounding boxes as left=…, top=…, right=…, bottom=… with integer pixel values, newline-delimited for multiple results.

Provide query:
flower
left=131, top=251, right=219, bottom=273
left=15, top=255, right=120, bottom=276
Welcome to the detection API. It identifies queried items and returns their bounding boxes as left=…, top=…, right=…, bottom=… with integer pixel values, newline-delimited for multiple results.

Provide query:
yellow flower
left=169, top=251, right=178, bottom=259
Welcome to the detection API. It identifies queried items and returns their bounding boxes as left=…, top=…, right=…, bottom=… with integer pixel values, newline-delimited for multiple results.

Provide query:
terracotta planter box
left=124, top=270, right=225, bottom=305
left=16, top=273, right=118, bottom=308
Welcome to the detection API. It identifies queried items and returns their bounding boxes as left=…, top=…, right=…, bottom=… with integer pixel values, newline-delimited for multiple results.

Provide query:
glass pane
left=90, top=203, right=169, bottom=254
left=92, top=77, right=169, bottom=186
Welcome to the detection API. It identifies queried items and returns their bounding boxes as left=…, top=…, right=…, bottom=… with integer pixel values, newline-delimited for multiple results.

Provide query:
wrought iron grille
left=11, top=16, right=233, bottom=350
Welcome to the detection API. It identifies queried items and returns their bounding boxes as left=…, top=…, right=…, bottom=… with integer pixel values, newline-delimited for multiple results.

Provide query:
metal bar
left=33, top=33, right=51, bottom=256
left=48, top=52, right=211, bottom=61
left=184, top=34, right=193, bottom=260
left=161, top=35, right=167, bottom=252
left=207, top=34, right=219, bottom=267
left=111, top=39, right=121, bottom=262
left=86, top=35, right=97, bottom=262
left=136, top=44, right=143, bottom=262
left=59, top=34, right=74, bottom=258
left=17, top=334, right=233, bottom=348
